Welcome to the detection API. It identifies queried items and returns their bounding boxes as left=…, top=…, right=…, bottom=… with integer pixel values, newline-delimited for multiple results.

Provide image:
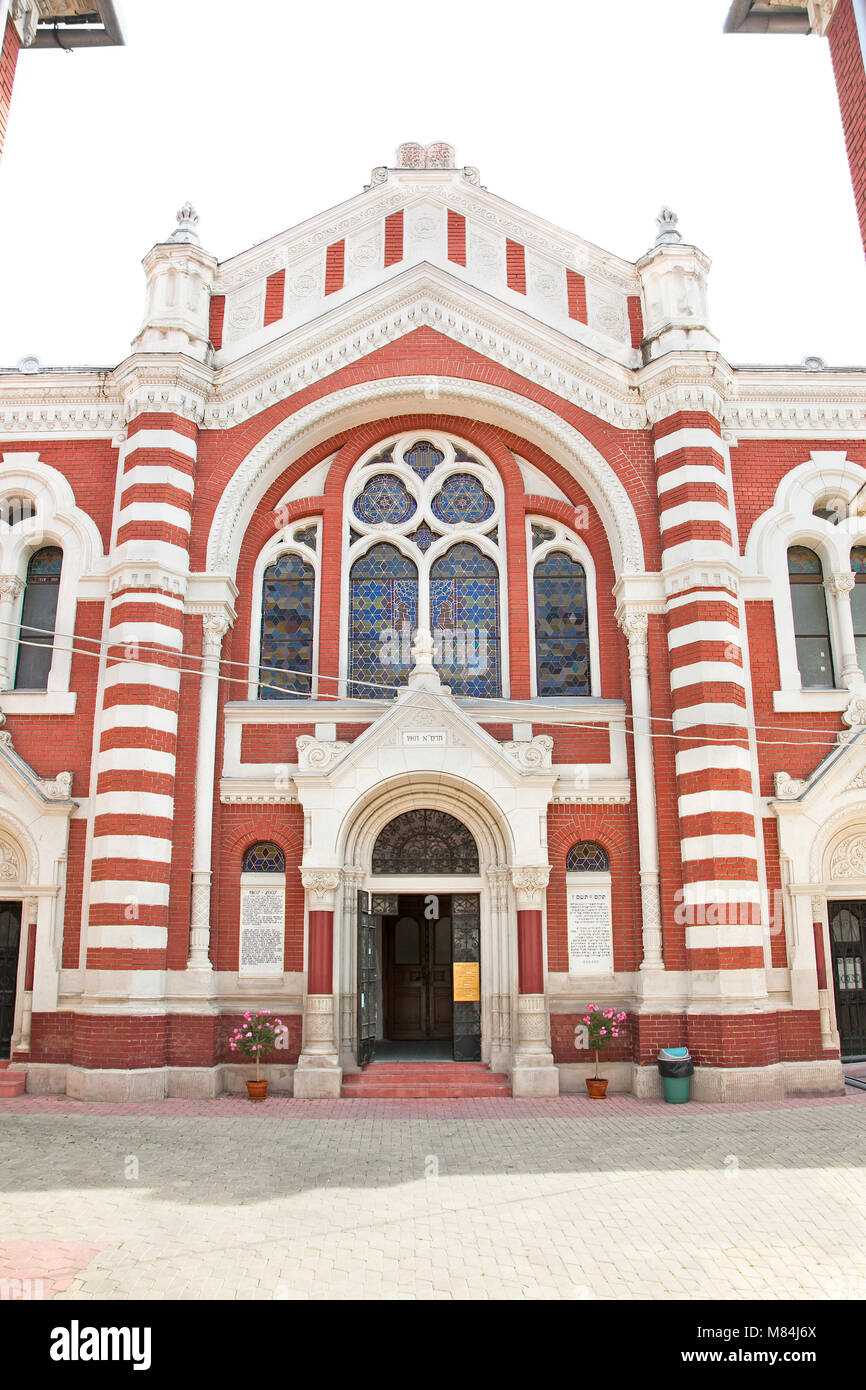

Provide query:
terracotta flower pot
left=585, top=1077, right=608, bottom=1099
left=246, top=1079, right=269, bottom=1101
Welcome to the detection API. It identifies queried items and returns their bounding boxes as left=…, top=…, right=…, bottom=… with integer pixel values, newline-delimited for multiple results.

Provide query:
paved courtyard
left=1, top=1089, right=865, bottom=1301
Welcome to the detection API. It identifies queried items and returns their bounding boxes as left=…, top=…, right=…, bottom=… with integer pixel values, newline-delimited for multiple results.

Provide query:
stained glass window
left=372, top=809, right=479, bottom=874
left=243, top=841, right=286, bottom=873
left=352, top=474, right=416, bottom=526
left=431, top=474, right=495, bottom=525
left=430, top=543, right=500, bottom=697
left=566, top=841, right=610, bottom=872
left=349, top=543, right=418, bottom=698
left=534, top=550, right=590, bottom=697
left=293, top=526, right=317, bottom=551
left=531, top=524, right=555, bottom=549
left=852, top=547, right=866, bottom=675
left=408, top=523, right=438, bottom=553
left=788, top=546, right=834, bottom=688
left=259, top=552, right=315, bottom=699
left=404, top=440, right=444, bottom=478
left=14, top=546, right=62, bottom=690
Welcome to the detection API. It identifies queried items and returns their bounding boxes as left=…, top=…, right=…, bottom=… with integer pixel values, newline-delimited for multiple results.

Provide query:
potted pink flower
left=581, top=1004, right=627, bottom=1099
left=229, top=1010, right=285, bottom=1100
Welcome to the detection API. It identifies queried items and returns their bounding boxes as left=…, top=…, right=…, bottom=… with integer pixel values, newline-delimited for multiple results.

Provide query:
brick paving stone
left=0, top=1090, right=865, bottom=1300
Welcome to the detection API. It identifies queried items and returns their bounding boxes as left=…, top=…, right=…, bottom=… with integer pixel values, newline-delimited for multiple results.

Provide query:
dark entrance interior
left=0, top=901, right=22, bottom=1057
left=829, top=900, right=866, bottom=1059
left=357, top=888, right=481, bottom=1065
left=385, top=893, right=453, bottom=1045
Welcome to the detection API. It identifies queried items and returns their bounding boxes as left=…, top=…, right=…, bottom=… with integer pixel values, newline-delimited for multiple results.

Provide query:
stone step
left=341, top=1061, right=511, bottom=1098
left=0, top=1072, right=26, bottom=1097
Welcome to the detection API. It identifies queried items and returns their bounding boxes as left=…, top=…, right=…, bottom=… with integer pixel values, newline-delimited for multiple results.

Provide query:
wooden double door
left=829, top=900, right=866, bottom=1059
left=386, top=894, right=453, bottom=1042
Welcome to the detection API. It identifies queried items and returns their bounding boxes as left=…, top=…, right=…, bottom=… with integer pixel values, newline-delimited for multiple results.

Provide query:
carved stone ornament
left=296, top=736, right=350, bottom=771
left=510, top=865, right=551, bottom=907
left=829, top=834, right=866, bottom=880
left=618, top=610, right=649, bottom=644
left=0, top=576, right=24, bottom=601
left=774, top=771, right=807, bottom=800
left=826, top=572, right=856, bottom=596
left=501, top=735, right=554, bottom=770
left=842, top=697, right=866, bottom=730
left=300, top=870, right=341, bottom=902
left=845, top=767, right=866, bottom=791
left=40, top=771, right=73, bottom=801
left=0, top=839, right=21, bottom=881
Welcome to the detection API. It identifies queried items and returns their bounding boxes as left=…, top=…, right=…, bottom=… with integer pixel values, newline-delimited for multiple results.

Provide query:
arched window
left=259, top=552, right=315, bottom=699
left=14, top=546, right=62, bottom=690
left=372, top=809, right=479, bottom=874
left=788, top=546, right=834, bottom=689
left=566, top=841, right=610, bottom=872
left=349, top=543, right=418, bottom=698
left=430, top=543, right=500, bottom=697
left=243, top=841, right=286, bottom=873
left=852, top=546, right=866, bottom=675
left=534, top=550, right=590, bottom=696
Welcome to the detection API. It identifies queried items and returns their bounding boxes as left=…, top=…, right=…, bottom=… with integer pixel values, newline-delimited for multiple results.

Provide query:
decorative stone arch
left=810, top=803, right=866, bottom=886
left=337, top=771, right=514, bottom=872
left=206, top=377, right=646, bottom=581
left=0, top=810, right=40, bottom=888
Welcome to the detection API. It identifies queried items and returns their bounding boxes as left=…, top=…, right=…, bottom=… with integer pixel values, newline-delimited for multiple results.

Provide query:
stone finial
left=168, top=202, right=201, bottom=246
left=655, top=207, right=682, bottom=246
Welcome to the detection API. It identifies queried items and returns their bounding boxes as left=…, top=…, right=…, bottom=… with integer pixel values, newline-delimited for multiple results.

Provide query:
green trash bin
left=658, top=1046, right=693, bottom=1103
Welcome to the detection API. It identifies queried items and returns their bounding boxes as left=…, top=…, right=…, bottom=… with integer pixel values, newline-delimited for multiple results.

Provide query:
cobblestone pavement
left=1, top=1090, right=865, bottom=1301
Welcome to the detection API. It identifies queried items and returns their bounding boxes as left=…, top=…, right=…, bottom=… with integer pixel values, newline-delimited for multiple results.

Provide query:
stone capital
left=510, top=865, right=550, bottom=909
left=301, top=869, right=341, bottom=906
left=826, top=571, right=856, bottom=597
left=0, top=575, right=24, bottom=602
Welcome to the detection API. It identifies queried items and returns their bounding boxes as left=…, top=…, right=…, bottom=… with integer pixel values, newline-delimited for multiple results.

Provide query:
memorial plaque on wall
left=567, top=886, right=613, bottom=975
left=239, top=887, right=285, bottom=975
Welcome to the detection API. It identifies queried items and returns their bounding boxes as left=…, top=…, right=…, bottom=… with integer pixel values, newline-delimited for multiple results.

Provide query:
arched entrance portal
left=358, top=809, right=482, bottom=1064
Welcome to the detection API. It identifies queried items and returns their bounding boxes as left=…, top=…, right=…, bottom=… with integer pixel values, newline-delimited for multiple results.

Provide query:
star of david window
left=259, top=551, right=315, bottom=698
left=431, top=473, right=495, bottom=525
left=566, top=841, right=609, bottom=873
left=345, top=434, right=505, bottom=699
left=371, top=810, right=479, bottom=874
left=352, top=474, right=416, bottom=526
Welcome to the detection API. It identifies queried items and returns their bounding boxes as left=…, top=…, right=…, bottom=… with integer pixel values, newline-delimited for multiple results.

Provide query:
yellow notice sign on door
left=453, top=962, right=480, bottom=1002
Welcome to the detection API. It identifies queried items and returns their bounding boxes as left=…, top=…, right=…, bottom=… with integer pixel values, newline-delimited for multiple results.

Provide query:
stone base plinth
left=66, top=1066, right=167, bottom=1103
left=511, top=1064, right=559, bottom=1098
left=292, top=1063, right=343, bottom=1099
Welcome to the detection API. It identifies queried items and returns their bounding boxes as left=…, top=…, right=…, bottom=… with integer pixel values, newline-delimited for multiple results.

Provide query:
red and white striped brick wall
left=88, top=412, right=197, bottom=970
left=653, top=410, right=763, bottom=969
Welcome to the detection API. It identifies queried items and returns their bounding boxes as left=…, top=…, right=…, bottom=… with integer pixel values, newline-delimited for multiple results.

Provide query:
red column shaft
left=308, top=910, right=334, bottom=993
left=517, top=909, right=543, bottom=994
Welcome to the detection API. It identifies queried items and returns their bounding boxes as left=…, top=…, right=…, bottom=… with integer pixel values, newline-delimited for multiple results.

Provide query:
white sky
left=0, top=0, right=863, bottom=369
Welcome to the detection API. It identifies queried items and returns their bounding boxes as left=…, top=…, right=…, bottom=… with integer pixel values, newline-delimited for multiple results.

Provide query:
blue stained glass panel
left=259, top=552, right=315, bottom=699
left=244, top=841, right=286, bottom=873
left=566, top=841, right=609, bottom=873
left=352, top=473, right=416, bottom=525
left=349, top=543, right=418, bottom=698
left=431, top=473, right=495, bottom=525
left=534, top=550, right=590, bottom=696
left=531, top=523, right=555, bottom=549
left=429, top=543, right=500, bottom=697
left=852, top=546, right=866, bottom=575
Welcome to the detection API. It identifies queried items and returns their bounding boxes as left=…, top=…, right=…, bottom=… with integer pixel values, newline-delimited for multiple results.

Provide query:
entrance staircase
left=0, top=1059, right=26, bottom=1097
left=340, top=1061, right=511, bottom=1099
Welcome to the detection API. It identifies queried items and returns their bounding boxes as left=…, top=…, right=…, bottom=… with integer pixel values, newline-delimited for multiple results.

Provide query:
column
left=650, top=403, right=766, bottom=990
left=339, top=865, right=364, bottom=1069
left=295, top=869, right=342, bottom=1098
left=616, top=608, right=664, bottom=970
left=486, top=865, right=512, bottom=1072
left=0, top=575, right=23, bottom=688
left=187, top=608, right=233, bottom=975
left=510, top=865, right=558, bottom=1097
left=826, top=571, right=862, bottom=690
left=10, top=896, right=37, bottom=1055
